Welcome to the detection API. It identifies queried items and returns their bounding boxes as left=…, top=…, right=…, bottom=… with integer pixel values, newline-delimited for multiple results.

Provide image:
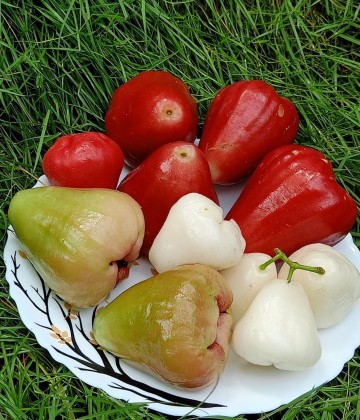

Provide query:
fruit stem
left=259, top=248, right=325, bottom=282
left=17, top=167, right=45, bottom=185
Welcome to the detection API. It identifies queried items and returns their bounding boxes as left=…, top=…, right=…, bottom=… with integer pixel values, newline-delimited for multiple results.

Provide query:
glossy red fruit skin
left=225, top=144, right=358, bottom=256
left=198, top=80, right=299, bottom=184
left=42, top=132, right=124, bottom=189
left=105, top=70, right=199, bottom=168
left=118, top=141, right=219, bottom=255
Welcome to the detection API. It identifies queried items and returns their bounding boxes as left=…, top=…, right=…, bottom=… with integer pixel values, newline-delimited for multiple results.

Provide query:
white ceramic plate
left=4, top=174, right=360, bottom=418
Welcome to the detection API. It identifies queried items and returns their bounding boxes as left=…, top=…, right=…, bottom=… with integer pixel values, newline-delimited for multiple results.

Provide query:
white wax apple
left=148, top=193, right=246, bottom=273
left=278, top=243, right=360, bottom=329
left=231, top=278, right=322, bottom=371
left=221, top=253, right=277, bottom=324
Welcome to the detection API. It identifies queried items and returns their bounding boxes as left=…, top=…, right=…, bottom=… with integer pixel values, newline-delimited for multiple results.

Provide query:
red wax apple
left=42, top=132, right=124, bottom=189
left=198, top=80, right=299, bottom=184
left=118, top=141, right=219, bottom=255
left=226, top=144, right=358, bottom=256
left=105, top=70, right=198, bottom=168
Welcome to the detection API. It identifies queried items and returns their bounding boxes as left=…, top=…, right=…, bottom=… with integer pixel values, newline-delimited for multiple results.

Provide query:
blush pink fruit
left=8, top=187, right=145, bottom=308
left=93, top=264, right=233, bottom=388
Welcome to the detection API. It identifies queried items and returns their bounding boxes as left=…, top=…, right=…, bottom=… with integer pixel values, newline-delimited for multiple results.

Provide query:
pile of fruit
left=8, top=70, right=360, bottom=389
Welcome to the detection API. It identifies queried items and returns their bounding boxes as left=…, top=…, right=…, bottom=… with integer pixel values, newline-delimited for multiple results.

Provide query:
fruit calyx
left=113, top=259, right=130, bottom=285
left=259, top=248, right=325, bottom=282
left=173, top=143, right=195, bottom=161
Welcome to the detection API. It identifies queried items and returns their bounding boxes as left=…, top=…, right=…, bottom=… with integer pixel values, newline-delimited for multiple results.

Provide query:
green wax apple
left=93, top=264, right=233, bottom=388
left=8, top=186, right=145, bottom=308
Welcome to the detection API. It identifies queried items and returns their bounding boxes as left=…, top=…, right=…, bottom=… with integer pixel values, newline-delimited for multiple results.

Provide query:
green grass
left=1, top=0, right=359, bottom=418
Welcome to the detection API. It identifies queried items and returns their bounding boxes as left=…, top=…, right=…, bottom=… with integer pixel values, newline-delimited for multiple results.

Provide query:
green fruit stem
left=259, top=248, right=325, bottom=282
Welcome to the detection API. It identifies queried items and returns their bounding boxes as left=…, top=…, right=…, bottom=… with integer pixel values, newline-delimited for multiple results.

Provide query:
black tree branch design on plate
left=10, top=250, right=225, bottom=410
